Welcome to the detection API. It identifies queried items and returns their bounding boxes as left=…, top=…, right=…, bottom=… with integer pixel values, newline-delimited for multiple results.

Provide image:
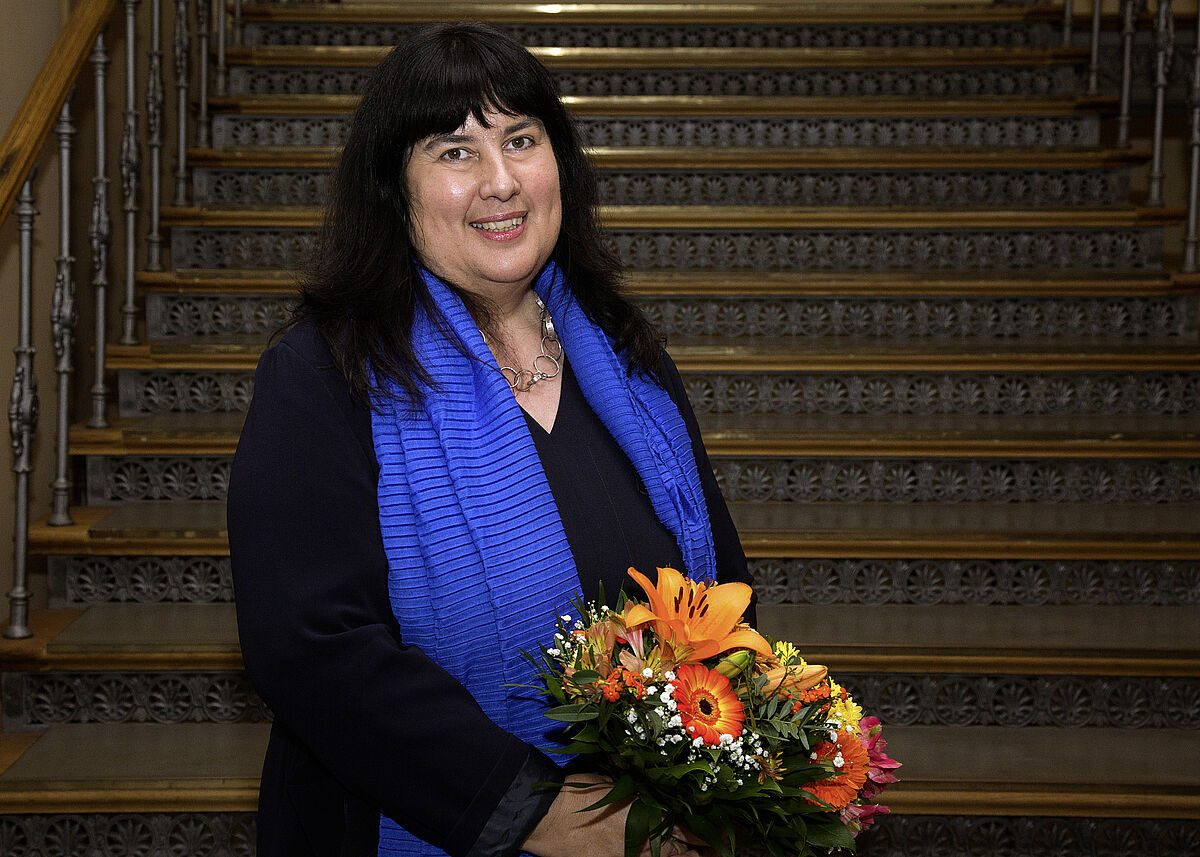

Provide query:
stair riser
left=0, top=813, right=256, bottom=856
left=48, top=556, right=232, bottom=608
left=193, top=167, right=1131, bottom=208
left=146, top=292, right=1199, bottom=341
left=116, top=369, right=1200, bottom=417
left=49, top=554, right=1200, bottom=608
left=229, top=65, right=1079, bottom=99
left=0, top=814, right=1194, bottom=857
left=5, top=668, right=1194, bottom=732
left=750, top=558, right=1200, bottom=607
left=81, top=454, right=1200, bottom=506
left=244, top=21, right=1061, bottom=50
left=212, top=113, right=1101, bottom=148
left=170, top=226, right=1160, bottom=271
left=1, top=673, right=267, bottom=732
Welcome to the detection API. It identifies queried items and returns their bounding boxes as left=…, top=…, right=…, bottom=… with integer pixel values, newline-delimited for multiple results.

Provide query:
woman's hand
left=521, top=774, right=712, bottom=857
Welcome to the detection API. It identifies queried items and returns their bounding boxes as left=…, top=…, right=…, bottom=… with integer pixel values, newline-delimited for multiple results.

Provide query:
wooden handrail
left=0, top=0, right=117, bottom=225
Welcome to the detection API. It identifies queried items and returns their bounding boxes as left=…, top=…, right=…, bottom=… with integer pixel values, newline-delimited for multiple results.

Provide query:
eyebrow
left=420, top=118, right=541, bottom=151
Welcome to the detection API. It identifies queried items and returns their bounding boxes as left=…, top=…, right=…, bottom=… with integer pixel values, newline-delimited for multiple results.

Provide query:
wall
left=0, top=0, right=67, bottom=618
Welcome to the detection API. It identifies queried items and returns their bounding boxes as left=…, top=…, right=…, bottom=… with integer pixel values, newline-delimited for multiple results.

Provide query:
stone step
left=144, top=289, right=1199, bottom=342
left=67, top=412, right=1200, bottom=458
left=27, top=501, right=1200, bottom=561
left=0, top=722, right=1195, bottom=821
left=2, top=601, right=1194, bottom=679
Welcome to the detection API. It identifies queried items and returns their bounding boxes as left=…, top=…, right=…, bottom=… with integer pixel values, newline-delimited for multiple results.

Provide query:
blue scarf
left=370, top=261, right=715, bottom=856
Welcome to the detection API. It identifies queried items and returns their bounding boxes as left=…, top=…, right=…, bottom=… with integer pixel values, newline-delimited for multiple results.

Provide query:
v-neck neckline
left=520, top=359, right=570, bottom=437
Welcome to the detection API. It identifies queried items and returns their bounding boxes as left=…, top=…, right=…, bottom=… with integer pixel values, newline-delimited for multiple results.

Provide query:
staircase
left=2, top=2, right=1199, bottom=855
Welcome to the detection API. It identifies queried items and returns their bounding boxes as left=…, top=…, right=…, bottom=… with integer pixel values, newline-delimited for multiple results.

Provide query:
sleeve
left=228, top=337, right=562, bottom=857
left=655, top=351, right=757, bottom=626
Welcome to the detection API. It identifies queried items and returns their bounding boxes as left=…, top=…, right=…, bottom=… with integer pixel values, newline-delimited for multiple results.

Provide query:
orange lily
left=623, top=566, right=773, bottom=664
left=761, top=662, right=828, bottom=695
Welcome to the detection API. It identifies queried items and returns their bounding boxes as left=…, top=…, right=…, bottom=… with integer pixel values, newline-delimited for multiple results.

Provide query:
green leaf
left=572, top=669, right=601, bottom=684
left=805, top=817, right=856, bottom=850
left=581, top=775, right=638, bottom=812
left=545, top=704, right=599, bottom=723
left=624, top=798, right=658, bottom=857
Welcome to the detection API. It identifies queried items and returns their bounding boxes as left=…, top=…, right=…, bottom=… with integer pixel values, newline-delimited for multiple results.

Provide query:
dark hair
left=295, top=21, right=661, bottom=406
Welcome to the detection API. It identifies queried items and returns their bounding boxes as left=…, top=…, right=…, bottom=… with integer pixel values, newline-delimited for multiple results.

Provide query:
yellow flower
left=828, top=681, right=864, bottom=732
left=623, top=567, right=773, bottom=664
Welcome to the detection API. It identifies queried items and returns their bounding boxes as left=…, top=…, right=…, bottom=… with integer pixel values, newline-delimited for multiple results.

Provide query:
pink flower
left=840, top=801, right=890, bottom=835
left=858, top=716, right=901, bottom=801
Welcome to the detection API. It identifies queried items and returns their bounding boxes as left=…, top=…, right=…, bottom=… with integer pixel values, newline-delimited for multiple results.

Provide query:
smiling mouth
left=471, top=215, right=525, bottom=233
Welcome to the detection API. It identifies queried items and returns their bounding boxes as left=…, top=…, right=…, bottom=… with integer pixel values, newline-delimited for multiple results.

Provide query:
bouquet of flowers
left=531, top=567, right=899, bottom=857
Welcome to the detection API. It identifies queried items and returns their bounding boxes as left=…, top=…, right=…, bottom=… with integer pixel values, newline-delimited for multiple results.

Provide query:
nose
left=478, top=150, right=519, bottom=201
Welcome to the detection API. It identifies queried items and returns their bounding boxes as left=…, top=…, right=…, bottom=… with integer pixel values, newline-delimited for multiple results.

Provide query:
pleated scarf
left=370, top=261, right=715, bottom=856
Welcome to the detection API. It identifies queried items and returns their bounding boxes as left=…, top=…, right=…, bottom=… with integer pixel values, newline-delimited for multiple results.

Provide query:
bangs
left=379, top=24, right=562, bottom=149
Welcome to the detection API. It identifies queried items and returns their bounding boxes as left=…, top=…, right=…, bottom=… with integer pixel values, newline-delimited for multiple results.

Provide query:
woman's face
left=406, top=109, right=562, bottom=299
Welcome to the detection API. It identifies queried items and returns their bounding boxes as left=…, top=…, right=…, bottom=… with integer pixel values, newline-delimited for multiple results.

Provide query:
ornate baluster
left=1184, top=4, right=1200, bottom=270
left=49, top=100, right=77, bottom=527
left=197, top=0, right=211, bottom=147
left=147, top=0, right=164, bottom=270
left=174, top=0, right=190, bottom=205
left=1088, top=0, right=1103, bottom=95
left=233, top=0, right=243, bottom=46
left=89, top=32, right=112, bottom=429
left=1063, top=0, right=1073, bottom=46
left=7, top=175, right=39, bottom=640
left=216, top=0, right=227, bottom=96
left=1148, top=0, right=1174, bottom=206
left=120, top=0, right=142, bottom=345
left=1118, top=0, right=1143, bottom=148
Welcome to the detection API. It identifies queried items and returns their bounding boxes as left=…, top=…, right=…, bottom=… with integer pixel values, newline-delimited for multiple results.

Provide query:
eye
left=439, top=147, right=469, bottom=162
left=507, top=134, right=536, bottom=151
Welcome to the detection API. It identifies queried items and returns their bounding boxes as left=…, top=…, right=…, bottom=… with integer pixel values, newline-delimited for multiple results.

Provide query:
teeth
left=471, top=216, right=524, bottom=233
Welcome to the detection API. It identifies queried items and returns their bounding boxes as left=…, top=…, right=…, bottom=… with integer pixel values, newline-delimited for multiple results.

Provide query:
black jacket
left=228, top=319, right=753, bottom=856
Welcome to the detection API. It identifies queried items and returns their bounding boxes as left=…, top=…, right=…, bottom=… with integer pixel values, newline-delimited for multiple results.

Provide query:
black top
left=228, top=319, right=753, bottom=857
left=524, top=359, right=685, bottom=607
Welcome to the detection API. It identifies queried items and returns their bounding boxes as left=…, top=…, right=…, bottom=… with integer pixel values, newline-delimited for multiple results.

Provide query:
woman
left=229, top=22, right=752, bottom=857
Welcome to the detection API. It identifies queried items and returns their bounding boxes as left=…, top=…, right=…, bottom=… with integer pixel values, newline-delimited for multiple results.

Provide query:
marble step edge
left=137, top=268, right=1192, bottom=297
left=104, top=338, right=1200, bottom=372
left=68, top=415, right=1200, bottom=458
left=0, top=723, right=1198, bottom=818
left=207, top=93, right=1119, bottom=117
left=225, top=44, right=1092, bottom=69
left=26, top=502, right=1200, bottom=561
left=238, top=2, right=1068, bottom=26
left=160, top=204, right=1185, bottom=229
left=2, top=603, right=1198, bottom=677
left=187, top=145, right=1154, bottom=170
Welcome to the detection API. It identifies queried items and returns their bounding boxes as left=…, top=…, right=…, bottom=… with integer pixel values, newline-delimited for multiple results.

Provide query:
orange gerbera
left=624, top=567, right=773, bottom=664
left=673, top=663, right=744, bottom=746
left=802, top=729, right=870, bottom=810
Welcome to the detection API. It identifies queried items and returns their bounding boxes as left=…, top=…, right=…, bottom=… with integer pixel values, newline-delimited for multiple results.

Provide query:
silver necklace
left=498, top=297, right=562, bottom=392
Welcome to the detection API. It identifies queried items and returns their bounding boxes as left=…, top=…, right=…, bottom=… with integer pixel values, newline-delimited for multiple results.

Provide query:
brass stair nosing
left=206, top=94, right=1119, bottom=117
left=138, top=269, right=1186, bottom=298
left=159, top=204, right=1185, bottom=229
left=224, top=44, right=1092, bottom=70
left=240, top=2, right=1067, bottom=27
left=884, top=787, right=1200, bottom=819
left=104, top=343, right=1200, bottom=373
left=186, top=145, right=1154, bottom=170
left=68, top=435, right=1200, bottom=460
left=0, top=786, right=259, bottom=814
left=0, top=652, right=245, bottom=672
left=738, top=535, right=1200, bottom=562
